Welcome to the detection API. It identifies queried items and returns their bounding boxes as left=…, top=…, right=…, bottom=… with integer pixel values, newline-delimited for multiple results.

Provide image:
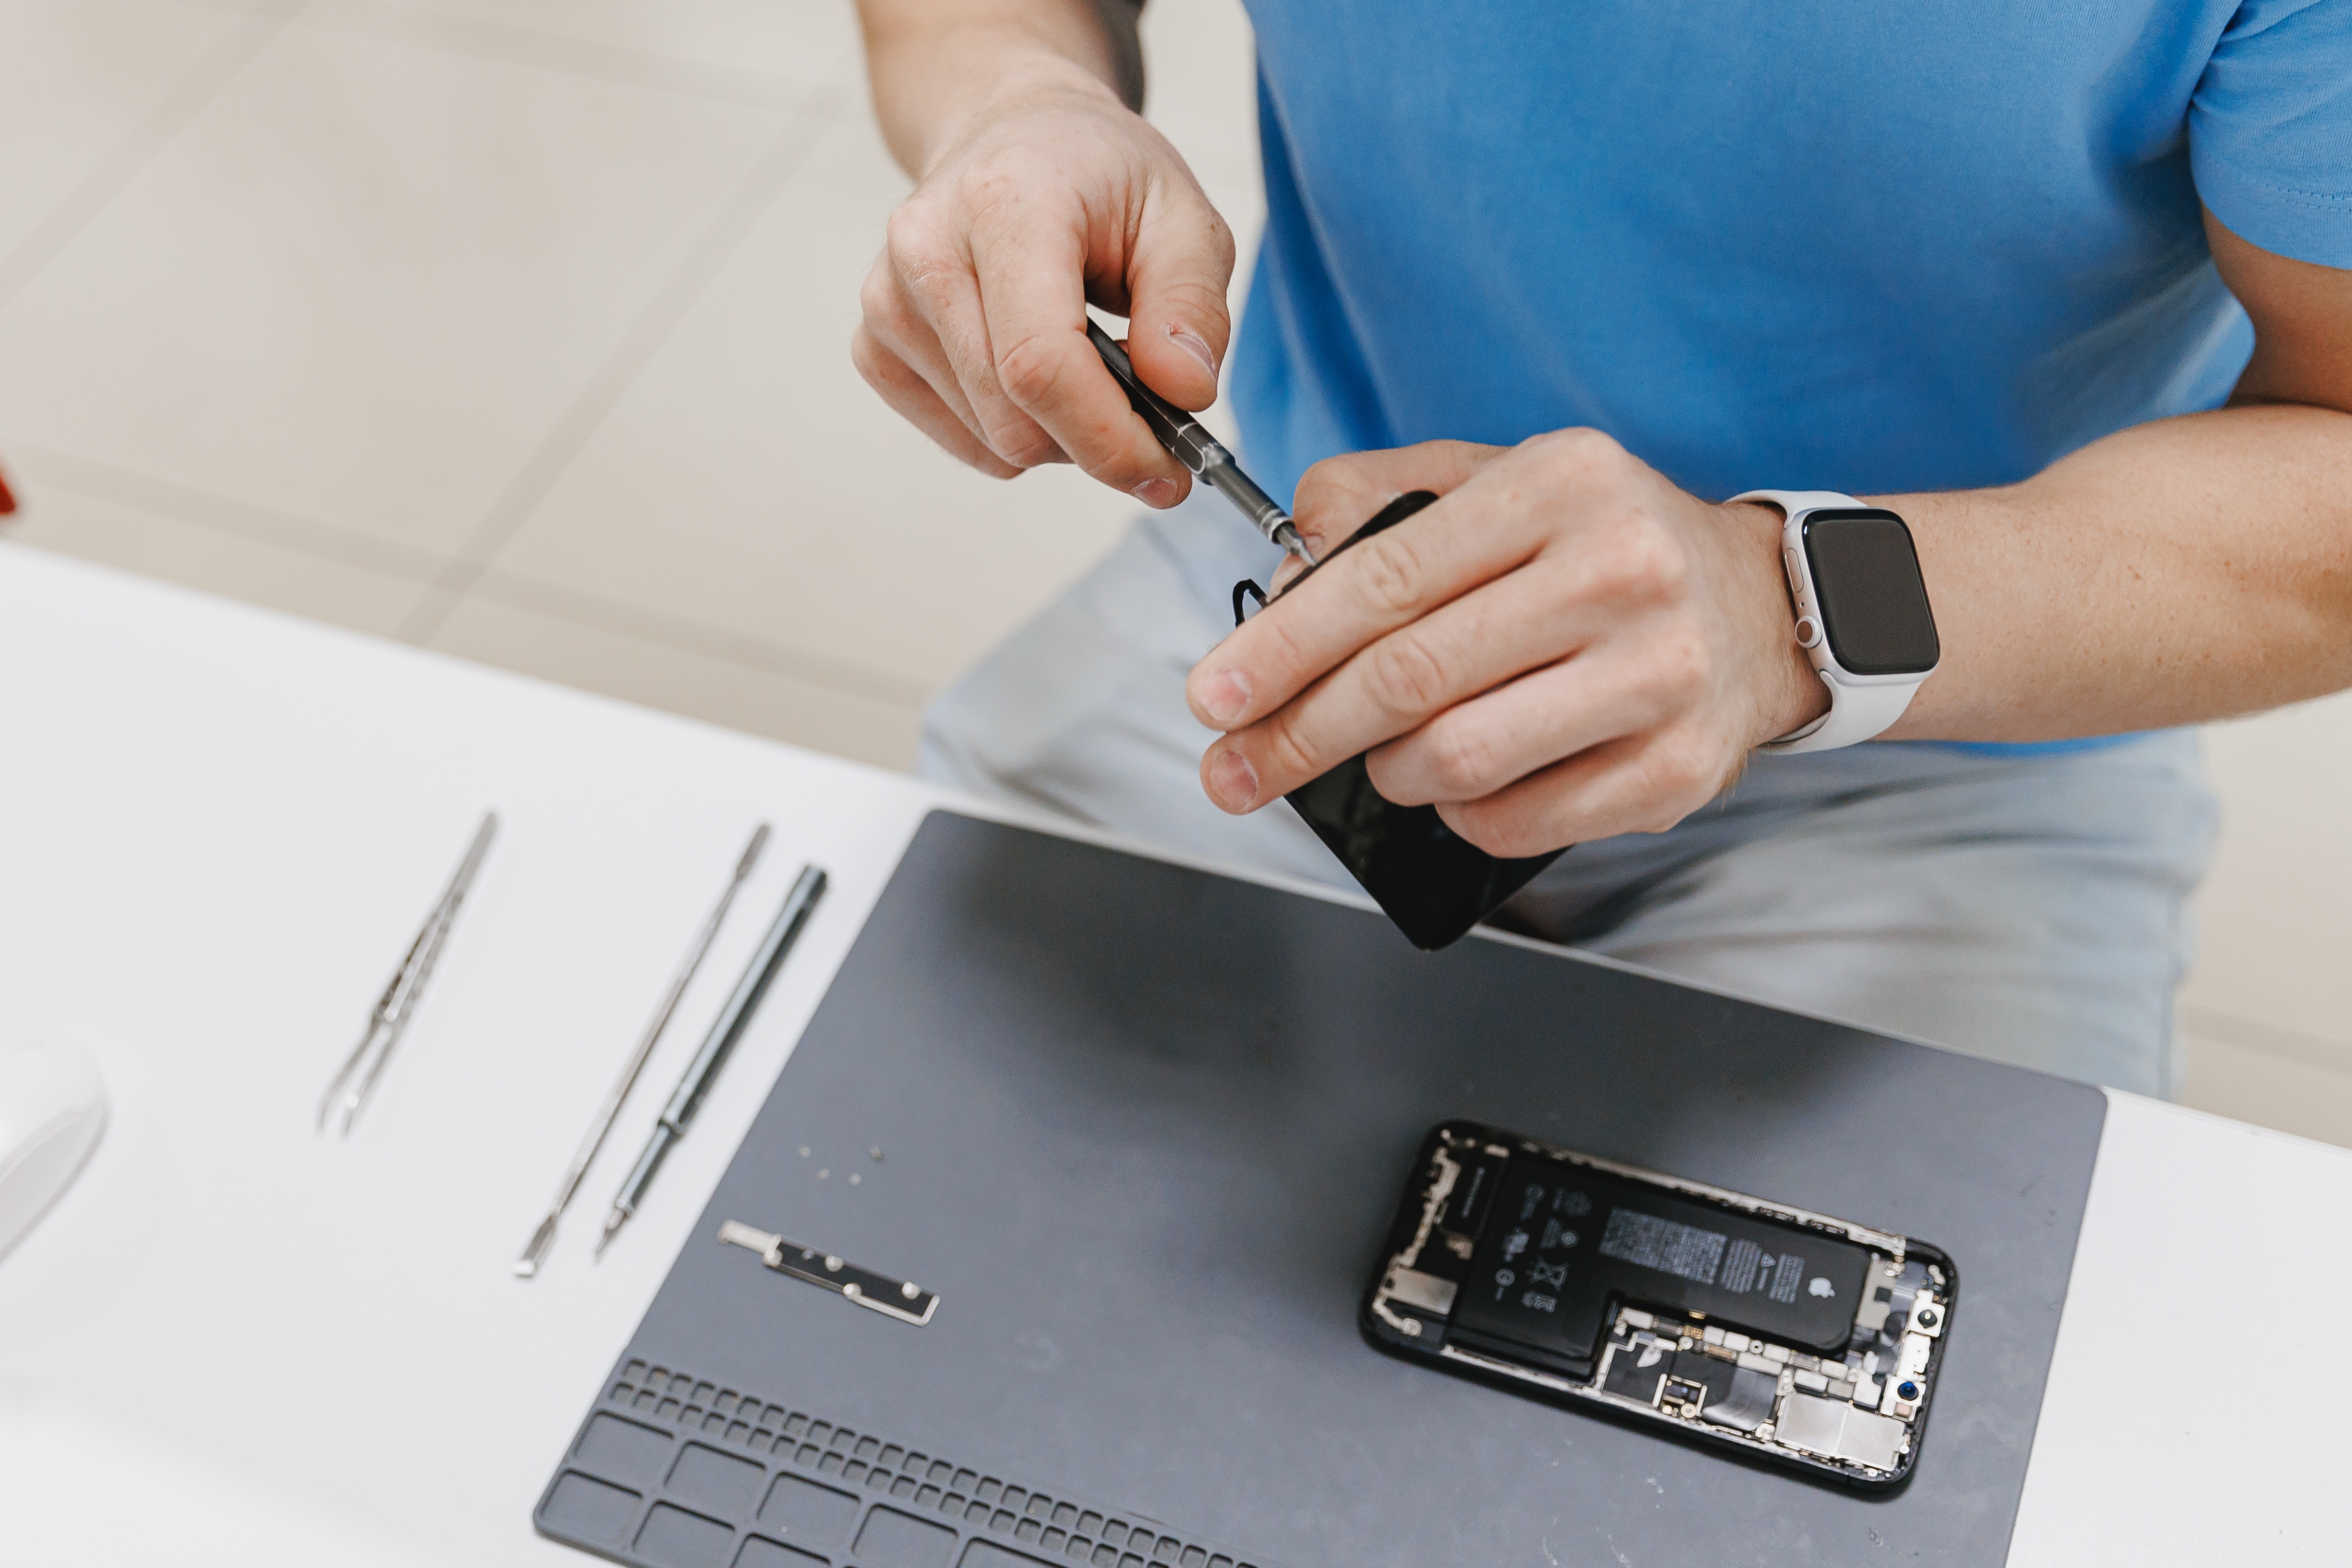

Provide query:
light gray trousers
left=918, top=491, right=2218, bottom=1097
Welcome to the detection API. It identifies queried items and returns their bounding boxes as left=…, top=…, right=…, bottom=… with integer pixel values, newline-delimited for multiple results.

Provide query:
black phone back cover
left=1250, top=490, right=1565, bottom=949
left=537, top=811, right=2103, bottom=1568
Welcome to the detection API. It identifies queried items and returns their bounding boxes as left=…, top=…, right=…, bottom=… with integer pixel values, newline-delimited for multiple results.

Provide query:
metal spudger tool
left=1085, top=318, right=1317, bottom=564
left=513, top=824, right=770, bottom=1278
left=595, top=863, right=829, bottom=1258
left=318, top=811, right=497, bottom=1136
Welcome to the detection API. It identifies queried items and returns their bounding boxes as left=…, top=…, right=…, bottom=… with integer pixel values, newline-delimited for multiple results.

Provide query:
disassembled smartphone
left=1363, top=1122, right=1955, bottom=1488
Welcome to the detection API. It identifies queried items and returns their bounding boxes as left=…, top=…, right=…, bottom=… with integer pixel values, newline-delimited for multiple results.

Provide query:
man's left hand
left=1183, top=431, right=1829, bottom=857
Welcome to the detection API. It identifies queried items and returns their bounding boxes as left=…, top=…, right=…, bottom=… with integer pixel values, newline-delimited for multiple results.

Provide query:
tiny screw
left=799, top=1146, right=810, bottom=1158
left=870, top=1146, right=883, bottom=1160
left=1402, top=1319, right=1422, bottom=1337
left=817, top=1169, right=829, bottom=1180
left=824, top=1255, right=842, bottom=1270
left=902, top=1281, right=920, bottom=1299
left=848, top=1172, right=861, bottom=1184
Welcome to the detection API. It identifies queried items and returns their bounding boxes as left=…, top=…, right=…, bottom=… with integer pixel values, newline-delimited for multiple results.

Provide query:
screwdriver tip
left=594, top=1210, right=624, bottom=1259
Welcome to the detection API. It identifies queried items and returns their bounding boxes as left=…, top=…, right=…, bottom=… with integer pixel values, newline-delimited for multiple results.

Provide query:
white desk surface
left=0, top=545, right=2340, bottom=1565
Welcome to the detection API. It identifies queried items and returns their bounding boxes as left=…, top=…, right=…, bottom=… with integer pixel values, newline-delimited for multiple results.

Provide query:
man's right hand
left=851, top=28, right=1235, bottom=508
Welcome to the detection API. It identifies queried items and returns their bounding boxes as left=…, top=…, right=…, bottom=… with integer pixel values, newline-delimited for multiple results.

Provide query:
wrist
left=1721, top=500, right=1830, bottom=746
left=1734, top=489, right=1942, bottom=754
left=874, top=29, right=1129, bottom=176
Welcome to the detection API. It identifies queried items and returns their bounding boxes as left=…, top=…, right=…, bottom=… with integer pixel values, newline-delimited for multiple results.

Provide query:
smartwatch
left=1732, top=490, right=1939, bottom=754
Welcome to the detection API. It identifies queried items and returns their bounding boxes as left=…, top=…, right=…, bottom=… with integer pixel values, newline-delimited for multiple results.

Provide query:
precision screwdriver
left=595, top=864, right=828, bottom=1258
left=1085, top=318, right=1316, bottom=564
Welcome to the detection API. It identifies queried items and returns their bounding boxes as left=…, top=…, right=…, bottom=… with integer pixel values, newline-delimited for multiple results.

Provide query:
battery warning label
left=1598, top=1207, right=1727, bottom=1284
left=1597, top=1210, right=1812, bottom=1303
left=1721, top=1238, right=1809, bottom=1302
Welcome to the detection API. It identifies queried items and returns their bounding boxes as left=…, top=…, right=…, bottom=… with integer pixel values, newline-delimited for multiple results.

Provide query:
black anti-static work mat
left=538, top=810, right=2105, bottom=1568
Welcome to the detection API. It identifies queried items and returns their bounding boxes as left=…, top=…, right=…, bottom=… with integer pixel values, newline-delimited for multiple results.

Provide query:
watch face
left=1801, top=510, right=1939, bottom=676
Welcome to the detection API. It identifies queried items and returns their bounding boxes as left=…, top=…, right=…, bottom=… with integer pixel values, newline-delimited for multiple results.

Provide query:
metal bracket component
left=1854, top=1254, right=1904, bottom=1334
left=718, top=1220, right=939, bottom=1326
left=1384, top=1267, right=1460, bottom=1317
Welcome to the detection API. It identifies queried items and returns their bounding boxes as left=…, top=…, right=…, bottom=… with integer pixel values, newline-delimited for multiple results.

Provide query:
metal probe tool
left=513, top=823, right=770, bottom=1278
left=318, top=811, right=497, bottom=1137
left=595, top=863, right=829, bottom=1258
left=1085, top=318, right=1316, bottom=564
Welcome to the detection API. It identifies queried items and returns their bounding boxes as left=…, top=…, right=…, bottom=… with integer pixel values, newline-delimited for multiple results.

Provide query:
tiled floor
left=4, top=0, right=2348, bottom=1147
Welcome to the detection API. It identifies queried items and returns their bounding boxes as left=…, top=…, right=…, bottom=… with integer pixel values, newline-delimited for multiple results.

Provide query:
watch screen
left=1801, top=511, right=1939, bottom=676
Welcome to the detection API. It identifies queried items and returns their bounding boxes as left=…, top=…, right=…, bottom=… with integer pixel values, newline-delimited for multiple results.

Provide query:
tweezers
left=317, top=811, right=497, bottom=1136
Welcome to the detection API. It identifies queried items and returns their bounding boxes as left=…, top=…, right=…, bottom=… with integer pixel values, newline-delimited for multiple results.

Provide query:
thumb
left=1119, top=181, right=1236, bottom=412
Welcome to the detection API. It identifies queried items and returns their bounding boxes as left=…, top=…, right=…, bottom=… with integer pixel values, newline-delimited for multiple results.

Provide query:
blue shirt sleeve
left=2191, top=0, right=2352, bottom=266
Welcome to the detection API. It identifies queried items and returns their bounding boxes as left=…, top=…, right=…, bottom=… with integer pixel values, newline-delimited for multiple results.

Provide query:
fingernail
left=1207, top=747, right=1259, bottom=810
left=1131, top=477, right=1180, bottom=507
left=1197, top=667, right=1251, bottom=725
left=1168, top=322, right=1218, bottom=377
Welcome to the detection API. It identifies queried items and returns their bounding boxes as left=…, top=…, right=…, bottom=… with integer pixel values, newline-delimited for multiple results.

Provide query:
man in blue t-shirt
left=849, top=0, right=2352, bottom=1095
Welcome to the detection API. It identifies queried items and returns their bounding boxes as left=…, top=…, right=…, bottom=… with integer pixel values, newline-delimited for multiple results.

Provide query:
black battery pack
left=1447, top=1152, right=1872, bottom=1377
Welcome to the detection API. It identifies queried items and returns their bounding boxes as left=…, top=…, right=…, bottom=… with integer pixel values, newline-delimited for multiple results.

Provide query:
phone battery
left=1449, top=1154, right=1870, bottom=1373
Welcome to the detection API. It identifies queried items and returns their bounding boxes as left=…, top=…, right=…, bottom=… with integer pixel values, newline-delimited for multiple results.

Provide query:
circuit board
left=1363, top=1122, right=1955, bottom=1488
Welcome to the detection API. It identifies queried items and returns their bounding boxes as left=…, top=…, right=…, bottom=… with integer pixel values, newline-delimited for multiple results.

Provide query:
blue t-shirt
left=1224, top=4, right=2350, bottom=745
left=1232, top=0, right=2352, bottom=509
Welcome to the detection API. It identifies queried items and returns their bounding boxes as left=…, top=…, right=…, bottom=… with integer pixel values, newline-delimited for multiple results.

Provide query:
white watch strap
left=1733, top=488, right=1928, bottom=755
left=1756, top=674, right=1919, bottom=754
left=1733, top=488, right=1854, bottom=516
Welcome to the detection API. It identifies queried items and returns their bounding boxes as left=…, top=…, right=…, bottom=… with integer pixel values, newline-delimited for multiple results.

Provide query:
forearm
left=857, top=0, right=1143, bottom=175
left=1877, top=402, right=2352, bottom=740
